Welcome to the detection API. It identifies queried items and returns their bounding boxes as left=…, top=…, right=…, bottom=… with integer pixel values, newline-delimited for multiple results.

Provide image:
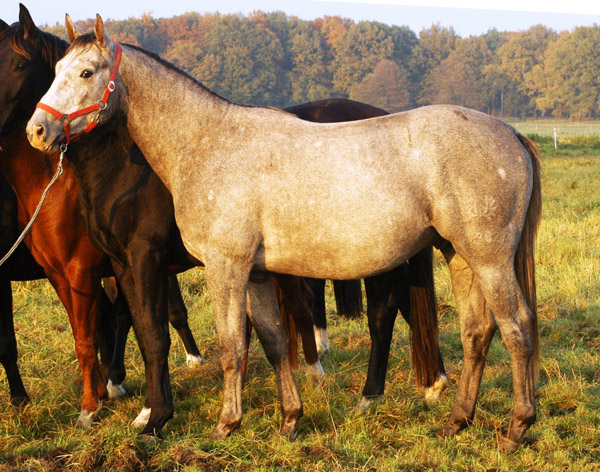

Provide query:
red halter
left=36, top=43, right=122, bottom=145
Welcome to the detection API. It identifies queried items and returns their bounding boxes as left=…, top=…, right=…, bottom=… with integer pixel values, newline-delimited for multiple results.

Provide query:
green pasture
left=0, top=130, right=599, bottom=470
left=506, top=119, right=600, bottom=137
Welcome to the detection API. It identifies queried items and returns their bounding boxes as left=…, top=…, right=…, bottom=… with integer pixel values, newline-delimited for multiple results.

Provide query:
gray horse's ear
left=65, top=13, right=83, bottom=42
left=94, top=14, right=113, bottom=49
left=0, top=19, right=9, bottom=33
left=19, top=3, right=37, bottom=40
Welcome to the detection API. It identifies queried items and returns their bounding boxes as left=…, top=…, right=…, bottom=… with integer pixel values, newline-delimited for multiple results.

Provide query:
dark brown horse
left=0, top=7, right=204, bottom=427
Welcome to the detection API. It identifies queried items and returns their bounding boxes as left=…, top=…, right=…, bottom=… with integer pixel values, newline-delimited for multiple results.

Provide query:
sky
left=1, top=0, right=600, bottom=37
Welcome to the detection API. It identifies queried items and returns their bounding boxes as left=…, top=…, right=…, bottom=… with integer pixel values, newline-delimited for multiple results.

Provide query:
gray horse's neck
left=119, top=45, right=234, bottom=192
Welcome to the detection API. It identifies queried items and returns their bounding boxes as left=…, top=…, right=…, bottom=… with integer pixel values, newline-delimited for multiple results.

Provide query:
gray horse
left=27, top=15, right=541, bottom=451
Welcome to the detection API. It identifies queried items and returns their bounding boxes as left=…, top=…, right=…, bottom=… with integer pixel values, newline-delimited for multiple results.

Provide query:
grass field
left=505, top=119, right=600, bottom=138
left=0, top=133, right=599, bottom=470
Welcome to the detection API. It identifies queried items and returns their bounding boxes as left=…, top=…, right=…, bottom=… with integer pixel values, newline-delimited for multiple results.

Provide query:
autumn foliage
left=44, top=11, right=600, bottom=117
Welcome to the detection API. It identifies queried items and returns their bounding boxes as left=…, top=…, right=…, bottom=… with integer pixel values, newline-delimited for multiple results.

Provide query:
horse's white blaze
left=132, top=407, right=151, bottom=428
left=186, top=353, right=204, bottom=367
left=107, top=379, right=127, bottom=399
left=314, top=326, right=329, bottom=356
left=498, top=167, right=507, bottom=180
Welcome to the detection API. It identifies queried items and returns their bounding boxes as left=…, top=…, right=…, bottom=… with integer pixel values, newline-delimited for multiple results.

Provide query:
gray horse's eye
left=80, top=70, right=93, bottom=79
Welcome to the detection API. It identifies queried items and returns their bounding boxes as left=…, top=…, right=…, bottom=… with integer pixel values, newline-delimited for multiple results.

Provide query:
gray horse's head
left=26, top=14, right=121, bottom=152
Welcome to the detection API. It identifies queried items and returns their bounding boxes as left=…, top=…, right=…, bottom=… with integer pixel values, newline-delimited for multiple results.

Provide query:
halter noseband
left=36, top=43, right=122, bottom=145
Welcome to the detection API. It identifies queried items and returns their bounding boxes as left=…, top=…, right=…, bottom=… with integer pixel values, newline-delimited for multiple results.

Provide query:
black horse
left=0, top=172, right=46, bottom=406
left=287, top=99, right=448, bottom=406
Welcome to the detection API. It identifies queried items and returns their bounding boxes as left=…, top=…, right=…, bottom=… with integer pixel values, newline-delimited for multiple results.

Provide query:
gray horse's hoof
left=499, top=436, right=522, bottom=453
left=280, top=419, right=298, bottom=440
left=211, top=421, right=239, bottom=440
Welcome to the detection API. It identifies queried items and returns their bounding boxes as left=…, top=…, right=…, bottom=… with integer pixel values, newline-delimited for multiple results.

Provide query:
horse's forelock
left=67, top=33, right=96, bottom=53
left=66, top=33, right=100, bottom=55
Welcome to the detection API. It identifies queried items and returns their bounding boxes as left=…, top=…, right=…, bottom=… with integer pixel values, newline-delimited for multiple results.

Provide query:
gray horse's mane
left=68, top=34, right=237, bottom=105
left=126, top=43, right=237, bottom=105
left=68, top=34, right=293, bottom=115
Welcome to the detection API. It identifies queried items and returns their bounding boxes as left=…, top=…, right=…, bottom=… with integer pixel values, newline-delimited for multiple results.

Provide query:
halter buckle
left=97, top=99, right=108, bottom=111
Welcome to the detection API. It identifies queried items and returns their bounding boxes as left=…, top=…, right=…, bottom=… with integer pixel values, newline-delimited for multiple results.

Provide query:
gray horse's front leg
left=205, top=260, right=250, bottom=439
left=247, top=271, right=303, bottom=438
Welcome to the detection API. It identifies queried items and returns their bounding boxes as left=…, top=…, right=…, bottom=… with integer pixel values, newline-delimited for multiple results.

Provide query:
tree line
left=44, top=11, right=600, bottom=118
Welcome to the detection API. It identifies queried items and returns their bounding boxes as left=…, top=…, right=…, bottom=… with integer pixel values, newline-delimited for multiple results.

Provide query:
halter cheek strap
left=36, top=43, right=122, bottom=145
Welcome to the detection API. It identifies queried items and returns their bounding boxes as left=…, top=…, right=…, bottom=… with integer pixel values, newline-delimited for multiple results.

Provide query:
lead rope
left=0, top=144, right=66, bottom=267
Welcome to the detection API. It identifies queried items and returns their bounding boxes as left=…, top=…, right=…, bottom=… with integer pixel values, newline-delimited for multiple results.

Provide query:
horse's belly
left=258, top=224, right=428, bottom=280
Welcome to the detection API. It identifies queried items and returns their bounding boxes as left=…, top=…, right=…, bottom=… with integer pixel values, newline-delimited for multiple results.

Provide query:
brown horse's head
left=0, top=4, right=66, bottom=139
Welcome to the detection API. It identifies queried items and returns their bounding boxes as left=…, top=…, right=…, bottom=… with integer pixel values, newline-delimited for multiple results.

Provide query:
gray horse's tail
left=409, top=247, right=442, bottom=388
left=515, top=133, right=542, bottom=380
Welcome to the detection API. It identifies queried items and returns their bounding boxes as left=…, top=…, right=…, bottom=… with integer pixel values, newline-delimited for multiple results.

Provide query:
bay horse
left=0, top=7, right=204, bottom=427
left=30, top=16, right=541, bottom=451
left=13, top=8, right=445, bottom=437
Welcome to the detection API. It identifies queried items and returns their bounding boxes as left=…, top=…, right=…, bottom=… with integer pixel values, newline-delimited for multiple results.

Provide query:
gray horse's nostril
left=35, top=123, right=46, bottom=140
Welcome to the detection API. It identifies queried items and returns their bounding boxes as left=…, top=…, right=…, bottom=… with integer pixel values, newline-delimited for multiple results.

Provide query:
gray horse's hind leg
left=438, top=248, right=495, bottom=437
left=474, top=261, right=537, bottom=452
left=247, top=272, right=303, bottom=438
